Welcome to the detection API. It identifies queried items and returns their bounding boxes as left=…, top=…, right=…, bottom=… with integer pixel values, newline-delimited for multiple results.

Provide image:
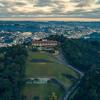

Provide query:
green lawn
left=26, top=50, right=79, bottom=87
left=22, top=82, right=64, bottom=100
left=22, top=49, right=80, bottom=100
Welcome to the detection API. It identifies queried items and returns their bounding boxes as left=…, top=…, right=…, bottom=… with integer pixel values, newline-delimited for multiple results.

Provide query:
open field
left=22, top=49, right=80, bottom=99
left=22, top=82, right=64, bottom=100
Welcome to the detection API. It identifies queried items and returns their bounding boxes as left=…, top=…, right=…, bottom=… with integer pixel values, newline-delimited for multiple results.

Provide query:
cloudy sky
left=0, top=0, right=100, bottom=18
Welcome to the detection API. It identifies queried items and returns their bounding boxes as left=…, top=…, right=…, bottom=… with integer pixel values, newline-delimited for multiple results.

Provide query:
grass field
left=22, top=82, right=64, bottom=100
left=22, top=49, right=80, bottom=100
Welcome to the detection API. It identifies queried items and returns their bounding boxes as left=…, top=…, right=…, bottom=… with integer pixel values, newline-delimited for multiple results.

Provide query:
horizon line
left=0, top=18, right=100, bottom=22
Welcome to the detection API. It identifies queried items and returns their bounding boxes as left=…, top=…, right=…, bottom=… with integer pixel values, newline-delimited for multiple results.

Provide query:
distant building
left=33, top=34, right=41, bottom=40
left=32, top=40, right=57, bottom=47
left=22, top=32, right=32, bottom=37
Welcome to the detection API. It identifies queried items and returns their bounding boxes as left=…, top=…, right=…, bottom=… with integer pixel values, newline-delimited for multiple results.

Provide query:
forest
left=0, top=45, right=28, bottom=100
left=71, top=67, right=100, bottom=100
left=48, top=35, right=100, bottom=100
left=61, top=38, right=100, bottom=100
left=61, top=39, right=100, bottom=72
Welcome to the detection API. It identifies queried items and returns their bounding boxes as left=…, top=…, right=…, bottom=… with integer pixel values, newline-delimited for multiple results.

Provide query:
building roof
left=33, top=40, right=57, bottom=44
left=32, top=40, right=57, bottom=46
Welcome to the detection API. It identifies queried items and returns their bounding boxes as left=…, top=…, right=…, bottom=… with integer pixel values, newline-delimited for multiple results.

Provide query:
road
left=55, top=50, right=84, bottom=77
left=54, top=50, right=84, bottom=100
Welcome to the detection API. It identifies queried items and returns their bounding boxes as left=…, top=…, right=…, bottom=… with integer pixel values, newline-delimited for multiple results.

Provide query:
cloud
left=34, top=0, right=53, bottom=7
left=0, top=0, right=100, bottom=18
left=0, top=2, right=5, bottom=7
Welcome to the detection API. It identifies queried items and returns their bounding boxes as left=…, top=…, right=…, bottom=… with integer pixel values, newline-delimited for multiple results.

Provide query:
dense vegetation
left=48, top=35, right=100, bottom=100
left=61, top=38, right=100, bottom=100
left=61, top=39, right=100, bottom=72
left=0, top=45, right=27, bottom=100
left=71, top=67, right=100, bottom=100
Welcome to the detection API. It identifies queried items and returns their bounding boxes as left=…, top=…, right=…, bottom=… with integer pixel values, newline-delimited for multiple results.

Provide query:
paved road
left=55, top=50, right=84, bottom=77
left=55, top=50, right=84, bottom=100
left=63, top=75, right=84, bottom=100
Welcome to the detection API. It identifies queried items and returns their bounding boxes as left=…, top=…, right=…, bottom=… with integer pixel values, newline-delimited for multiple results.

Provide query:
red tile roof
left=32, top=40, right=57, bottom=46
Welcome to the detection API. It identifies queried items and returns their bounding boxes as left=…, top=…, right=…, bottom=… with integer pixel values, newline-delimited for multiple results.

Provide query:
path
left=54, top=49, right=84, bottom=100
left=55, top=50, right=84, bottom=77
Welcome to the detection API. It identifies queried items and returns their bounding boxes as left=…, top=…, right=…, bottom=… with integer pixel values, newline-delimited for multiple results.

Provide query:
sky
left=0, top=0, right=100, bottom=20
